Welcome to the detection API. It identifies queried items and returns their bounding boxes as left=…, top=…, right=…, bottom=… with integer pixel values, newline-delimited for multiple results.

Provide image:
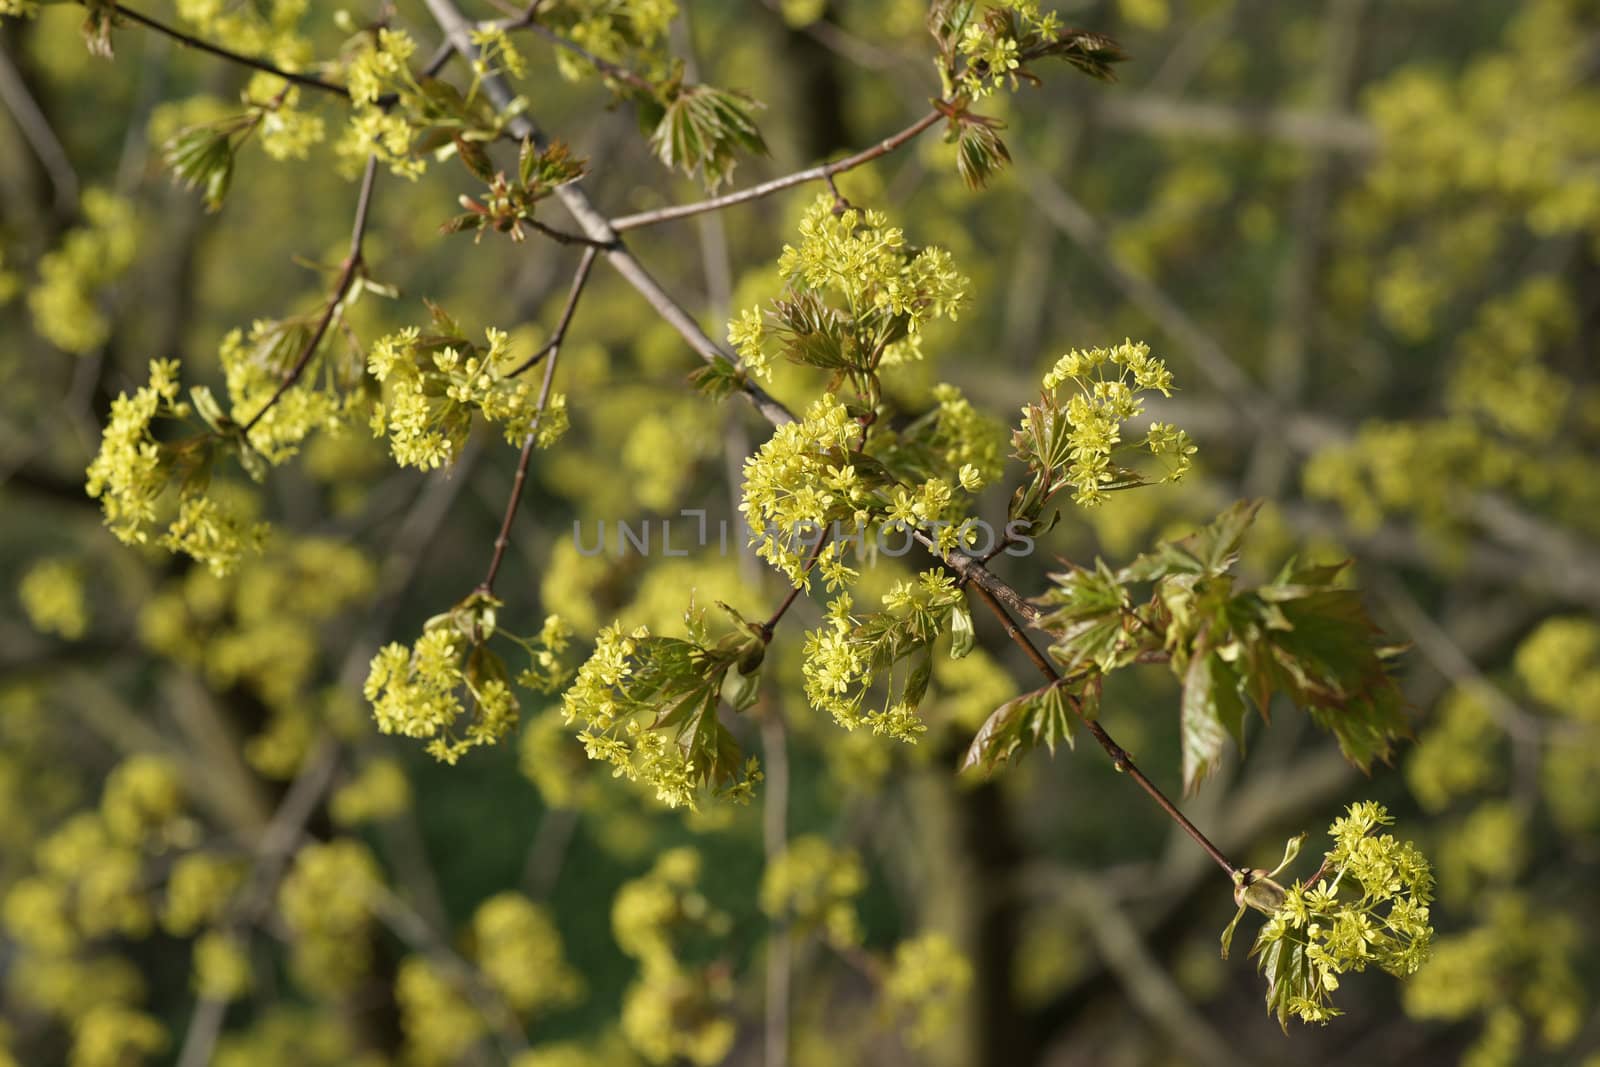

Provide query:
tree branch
left=112, top=3, right=349, bottom=97
left=964, top=580, right=1239, bottom=880
left=479, top=245, right=596, bottom=594
left=609, top=107, right=945, bottom=232
left=241, top=153, right=378, bottom=437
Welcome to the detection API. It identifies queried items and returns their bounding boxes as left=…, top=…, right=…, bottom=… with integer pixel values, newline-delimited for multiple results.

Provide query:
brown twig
left=964, top=581, right=1239, bottom=880
left=241, top=155, right=378, bottom=437
left=479, top=246, right=597, bottom=593
left=609, top=107, right=944, bottom=231
left=112, top=3, right=349, bottom=97
left=525, top=216, right=616, bottom=249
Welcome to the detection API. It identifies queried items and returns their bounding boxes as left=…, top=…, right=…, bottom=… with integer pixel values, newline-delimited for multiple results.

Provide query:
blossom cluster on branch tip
left=1226, top=801, right=1435, bottom=1028
left=1013, top=337, right=1195, bottom=512
left=728, top=194, right=968, bottom=396
left=85, top=359, right=267, bottom=576
left=367, top=316, right=568, bottom=470
left=560, top=617, right=764, bottom=811
left=364, top=595, right=572, bottom=765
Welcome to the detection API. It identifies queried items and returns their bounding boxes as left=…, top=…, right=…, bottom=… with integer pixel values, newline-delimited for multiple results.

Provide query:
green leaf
left=1181, top=646, right=1237, bottom=793
left=720, top=660, right=762, bottom=712
left=1253, top=926, right=1316, bottom=1033
left=948, top=603, right=975, bottom=659
left=954, top=118, right=1012, bottom=190
left=688, top=358, right=746, bottom=401
left=1123, top=499, right=1261, bottom=582
left=960, top=681, right=1075, bottom=775
left=163, top=125, right=239, bottom=213
left=1219, top=903, right=1247, bottom=960
left=772, top=291, right=854, bottom=371
left=1040, top=30, right=1129, bottom=82
left=454, top=135, right=495, bottom=183
left=1035, top=560, right=1135, bottom=672
left=649, top=82, right=768, bottom=191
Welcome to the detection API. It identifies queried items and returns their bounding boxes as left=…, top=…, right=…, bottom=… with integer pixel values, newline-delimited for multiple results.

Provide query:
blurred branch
left=761, top=712, right=792, bottom=1067
left=1014, top=149, right=1270, bottom=413
left=1056, top=873, right=1244, bottom=1067
left=1090, top=94, right=1378, bottom=155
left=0, top=40, right=79, bottom=211
left=174, top=738, right=339, bottom=1067
left=422, top=0, right=797, bottom=432
left=1247, top=0, right=1370, bottom=498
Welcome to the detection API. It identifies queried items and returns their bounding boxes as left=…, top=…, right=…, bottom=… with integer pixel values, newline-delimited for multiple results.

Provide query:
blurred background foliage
left=1, top=0, right=1598, bottom=1065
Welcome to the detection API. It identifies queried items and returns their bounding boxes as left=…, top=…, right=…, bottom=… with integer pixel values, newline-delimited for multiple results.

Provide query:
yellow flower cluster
left=395, top=956, right=484, bottom=1066
left=277, top=839, right=381, bottom=996
left=612, top=849, right=736, bottom=1066
left=329, top=757, right=412, bottom=827
left=740, top=393, right=869, bottom=586
left=471, top=892, right=584, bottom=1015
left=883, top=932, right=974, bottom=1048
left=18, top=558, right=89, bottom=640
left=547, top=0, right=677, bottom=85
left=758, top=835, right=865, bottom=946
left=193, top=930, right=252, bottom=1001
left=1017, top=338, right=1194, bottom=507
left=1247, top=802, right=1434, bottom=1027
left=175, top=0, right=312, bottom=69
left=249, top=75, right=325, bottom=161
left=162, top=852, right=245, bottom=936
left=801, top=571, right=968, bottom=742
left=561, top=623, right=755, bottom=810
left=727, top=195, right=967, bottom=396
left=368, top=325, right=567, bottom=470
left=86, top=360, right=269, bottom=576
left=365, top=628, right=516, bottom=765
left=341, top=28, right=425, bottom=179
left=218, top=322, right=358, bottom=466
left=26, top=189, right=137, bottom=355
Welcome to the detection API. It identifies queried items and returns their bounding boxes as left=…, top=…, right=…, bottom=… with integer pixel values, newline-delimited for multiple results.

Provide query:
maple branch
left=241, top=153, right=378, bottom=436
left=964, top=580, right=1239, bottom=880
left=480, top=245, right=597, bottom=594
left=112, top=3, right=349, bottom=97
left=609, top=107, right=945, bottom=232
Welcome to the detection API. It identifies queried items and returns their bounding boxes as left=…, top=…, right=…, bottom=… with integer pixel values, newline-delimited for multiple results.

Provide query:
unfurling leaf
left=648, top=80, right=768, bottom=191
left=954, top=119, right=1012, bottom=190
left=961, top=680, right=1076, bottom=775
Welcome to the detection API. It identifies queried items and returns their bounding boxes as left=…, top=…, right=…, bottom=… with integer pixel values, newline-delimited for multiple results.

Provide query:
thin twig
left=508, top=247, right=597, bottom=377
left=610, top=107, right=944, bottom=231
left=112, top=3, right=348, bottom=97
left=964, top=581, right=1239, bottom=880
left=759, top=535, right=831, bottom=640
left=525, top=216, right=616, bottom=249
left=422, top=0, right=798, bottom=428
left=479, top=246, right=597, bottom=593
left=241, top=154, right=378, bottom=436
left=173, top=739, right=341, bottom=1067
